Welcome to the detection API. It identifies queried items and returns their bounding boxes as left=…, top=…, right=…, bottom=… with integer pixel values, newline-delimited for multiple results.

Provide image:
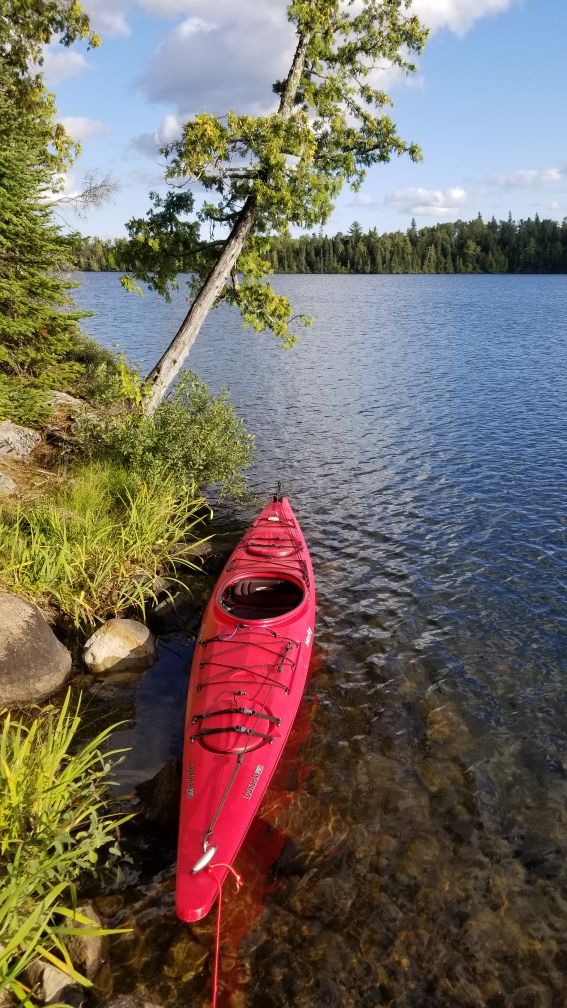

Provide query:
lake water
left=75, top=273, right=567, bottom=1008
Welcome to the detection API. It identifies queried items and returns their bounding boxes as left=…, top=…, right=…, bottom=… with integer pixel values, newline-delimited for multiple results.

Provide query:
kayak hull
left=176, top=496, right=315, bottom=922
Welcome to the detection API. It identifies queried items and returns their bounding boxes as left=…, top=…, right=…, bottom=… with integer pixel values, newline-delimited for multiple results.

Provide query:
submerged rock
left=136, top=758, right=181, bottom=832
left=150, top=589, right=197, bottom=633
left=23, top=961, right=83, bottom=1007
left=82, top=619, right=157, bottom=675
left=0, top=592, right=72, bottom=706
left=0, top=420, right=41, bottom=461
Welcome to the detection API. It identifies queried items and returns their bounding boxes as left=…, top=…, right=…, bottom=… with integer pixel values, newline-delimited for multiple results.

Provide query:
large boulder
left=0, top=421, right=41, bottom=461
left=82, top=619, right=157, bottom=676
left=0, top=592, right=72, bottom=706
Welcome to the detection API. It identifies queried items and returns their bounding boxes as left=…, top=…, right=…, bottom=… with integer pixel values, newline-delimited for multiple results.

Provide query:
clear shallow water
left=76, top=274, right=567, bottom=1007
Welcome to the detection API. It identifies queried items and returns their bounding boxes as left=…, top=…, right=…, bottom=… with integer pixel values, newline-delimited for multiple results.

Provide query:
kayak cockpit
left=219, top=576, right=303, bottom=620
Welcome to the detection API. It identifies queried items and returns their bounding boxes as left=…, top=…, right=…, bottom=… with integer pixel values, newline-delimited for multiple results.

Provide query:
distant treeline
left=69, top=214, right=567, bottom=275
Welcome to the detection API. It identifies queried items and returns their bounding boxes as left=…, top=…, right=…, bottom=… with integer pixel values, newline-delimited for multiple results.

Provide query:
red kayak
left=176, top=492, right=316, bottom=922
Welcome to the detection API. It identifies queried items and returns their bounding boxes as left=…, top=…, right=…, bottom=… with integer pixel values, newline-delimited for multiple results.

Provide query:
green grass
left=0, top=461, right=211, bottom=626
left=0, top=692, right=131, bottom=1005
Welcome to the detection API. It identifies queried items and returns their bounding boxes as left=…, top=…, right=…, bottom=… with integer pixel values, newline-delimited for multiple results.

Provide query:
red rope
left=207, top=863, right=243, bottom=1008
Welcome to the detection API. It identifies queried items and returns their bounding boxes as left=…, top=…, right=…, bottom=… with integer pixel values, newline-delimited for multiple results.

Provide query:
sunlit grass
left=0, top=692, right=131, bottom=1005
left=0, top=461, right=211, bottom=626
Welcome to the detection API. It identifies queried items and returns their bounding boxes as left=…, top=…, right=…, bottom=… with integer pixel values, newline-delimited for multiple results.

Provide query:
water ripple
left=76, top=274, right=567, bottom=1007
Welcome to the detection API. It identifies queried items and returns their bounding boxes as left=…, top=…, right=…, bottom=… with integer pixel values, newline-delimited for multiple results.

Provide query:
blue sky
left=47, top=0, right=567, bottom=238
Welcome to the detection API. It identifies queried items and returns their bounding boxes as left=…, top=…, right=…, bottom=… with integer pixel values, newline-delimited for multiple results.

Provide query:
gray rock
left=23, top=962, right=83, bottom=1007
left=82, top=619, right=157, bottom=675
left=151, top=589, right=196, bottom=632
left=0, top=421, right=41, bottom=461
left=48, top=391, right=97, bottom=422
left=136, top=758, right=181, bottom=832
left=0, top=470, right=18, bottom=496
left=64, top=902, right=106, bottom=981
left=0, top=592, right=72, bottom=706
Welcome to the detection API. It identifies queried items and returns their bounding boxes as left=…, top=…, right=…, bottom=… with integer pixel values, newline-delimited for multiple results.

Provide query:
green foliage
left=269, top=215, right=567, bottom=274
left=118, top=191, right=201, bottom=300
left=0, top=1, right=97, bottom=81
left=84, top=372, right=254, bottom=496
left=0, top=112, right=89, bottom=385
left=0, top=462, right=210, bottom=626
left=0, top=377, right=53, bottom=427
left=70, top=215, right=567, bottom=276
left=0, top=692, right=129, bottom=1004
left=0, top=0, right=118, bottom=401
left=64, top=233, right=120, bottom=272
left=120, top=0, right=428, bottom=349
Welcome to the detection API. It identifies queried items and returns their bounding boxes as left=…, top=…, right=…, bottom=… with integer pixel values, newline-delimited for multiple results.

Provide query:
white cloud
left=41, top=48, right=89, bottom=83
left=44, top=171, right=81, bottom=204
left=60, top=116, right=110, bottom=141
left=139, top=0, right=206, bottom=12
left=132, top=112, right=183, bottom=157
left=386, top=185, right=468, bottom=215
left=84, top=0, right=131, bottom=35
left=491, top=167, right=564, bottom=189
left=84, top=0, right=213, bottom=34
left=174, top=14, right=214, bottom=37
left=134, top=0, right=518, bottom=120
left=412, top=0, right=516, bottom=37
left=348, top=193, right=380, bottom=208
left=159, top=113, right=183, bottom=143
left=138, top=1, right=295, bottom=115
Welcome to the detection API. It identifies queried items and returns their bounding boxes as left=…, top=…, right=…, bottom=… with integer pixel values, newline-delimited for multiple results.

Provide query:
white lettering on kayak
left=305, top=627, right=312, bottom=645
left=243, top=764, right=264, bottom=800
left=186, top=762, right=195, bottom=798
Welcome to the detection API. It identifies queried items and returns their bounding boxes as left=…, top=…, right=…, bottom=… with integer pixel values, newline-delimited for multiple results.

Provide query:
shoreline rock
left=136, top=758, right=181, bottom=833
left=82, top=619, right=157, bottom=676
left=0, top=470, right=18, bottom=496
left=0, top=420, right=41, bottom=462
left=0, top=592, right=72, bottom=706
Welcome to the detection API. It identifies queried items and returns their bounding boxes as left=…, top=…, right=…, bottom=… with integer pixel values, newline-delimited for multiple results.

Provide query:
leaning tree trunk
left=142, top=31, right=310, bottom=416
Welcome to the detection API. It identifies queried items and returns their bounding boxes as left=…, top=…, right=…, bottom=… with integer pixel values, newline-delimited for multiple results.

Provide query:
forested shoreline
left=70, top=214, right=567, bottom=275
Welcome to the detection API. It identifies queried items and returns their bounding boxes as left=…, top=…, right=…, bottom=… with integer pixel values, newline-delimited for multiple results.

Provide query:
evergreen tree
left=0, top=2, right=98, bottom=389
left=0, top=102, right=84, bottom=383
left=72, top=214, right=567, bottom=277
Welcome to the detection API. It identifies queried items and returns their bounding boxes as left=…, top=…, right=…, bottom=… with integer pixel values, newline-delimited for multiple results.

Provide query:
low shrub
left=0, top=376, right=53, bottom=428
left=0, top=692, right=130, bottom=1004
left=82, top=371, right=255, bottom=497
left=0, top=461, right=210, bottom=626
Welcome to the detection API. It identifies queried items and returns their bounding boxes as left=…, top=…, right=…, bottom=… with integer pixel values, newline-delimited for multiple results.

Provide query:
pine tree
left=0, top=94, right=84, bottom=383
left=0, top=2, right=98, bottom=389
